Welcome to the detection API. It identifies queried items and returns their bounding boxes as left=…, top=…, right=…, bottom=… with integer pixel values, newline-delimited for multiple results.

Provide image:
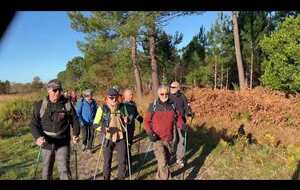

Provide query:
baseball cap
left=107, top=88, right=119, bottom=97
left=47, top=79, right=62, bottom=90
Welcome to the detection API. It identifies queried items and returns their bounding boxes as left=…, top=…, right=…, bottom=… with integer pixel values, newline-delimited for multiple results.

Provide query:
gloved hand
left=181, top=123, right=188, bottom=132
left=92, top=124, right=99, bottom=129
left=136, top=115, right=143, bottom=123
left=187, top=111, right=195, bottom=117
left=147, top=131, right=159, bottom=142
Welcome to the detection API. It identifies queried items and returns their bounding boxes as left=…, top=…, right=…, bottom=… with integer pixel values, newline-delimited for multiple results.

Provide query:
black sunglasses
left=159, top=93, right=169, bottom=96
left=170, top=86, right=178, bottom=88
left=52, top=89, right=61, bottom=93
left=108, top=96, right=117, bottom=100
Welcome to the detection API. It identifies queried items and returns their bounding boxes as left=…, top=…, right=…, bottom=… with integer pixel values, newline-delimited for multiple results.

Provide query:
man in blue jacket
left=76, top=89, right=98, bottom=153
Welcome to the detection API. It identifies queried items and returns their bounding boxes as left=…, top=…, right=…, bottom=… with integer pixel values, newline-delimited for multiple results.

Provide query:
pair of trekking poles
left=32, top=142, right=79, bottom=180
left=136, top=114, right=194, bottom=180
left=92, top=123, right=132, bottom=180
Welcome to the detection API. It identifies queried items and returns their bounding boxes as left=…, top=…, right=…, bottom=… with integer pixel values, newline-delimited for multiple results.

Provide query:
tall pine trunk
left=220, top=63, right=223, bottom=89
left=232, top=11, right=247, bottom=90
left=149, top=24, right=159, bottom=97
left=130, top=35, right=143, bottom=102
left=249, top=14, right=254, bottom=90
left=226, top=68, right=229, bottom=90
left=214, top=55, right=217, bottom=90
left=250, top=43, right=254, bottom=89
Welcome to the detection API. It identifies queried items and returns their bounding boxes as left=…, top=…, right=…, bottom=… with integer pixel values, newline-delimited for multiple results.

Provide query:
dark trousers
left=82, top=124, right=95, bottom=149
left=126, top=125, right=135, bottom=164
left=41, top=145, right=71, bottom=180
left=103, top=139, right=127, bottom=180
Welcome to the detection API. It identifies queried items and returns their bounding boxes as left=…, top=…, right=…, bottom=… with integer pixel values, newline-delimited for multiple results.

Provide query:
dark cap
left=47, top=79, right=62, bottom=90
left=107, top=88, right=119, bottom=96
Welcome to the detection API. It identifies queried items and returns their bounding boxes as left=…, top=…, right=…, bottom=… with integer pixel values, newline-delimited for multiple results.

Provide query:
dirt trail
left=70, top=131, right=191, bottom=180
left=69, top=87, right=300, bottom=180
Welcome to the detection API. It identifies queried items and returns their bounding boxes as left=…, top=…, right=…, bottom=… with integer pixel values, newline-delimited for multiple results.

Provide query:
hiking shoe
left=176, top=160, right=185, bottom=167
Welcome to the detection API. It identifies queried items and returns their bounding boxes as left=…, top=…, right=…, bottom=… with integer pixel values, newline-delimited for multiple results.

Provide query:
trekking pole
left=137, top=121, right=142, bottom=155
left=136, top=141, right=153, bottom=179
left=182, top=114, right=194, bottom=180
left=93, top=133, right=105, bottom=180
left=121, top=123, right=132, bottom=180
left=32, top=146, right=42, bottom=179
left=73, top=143, right=78, bottom=180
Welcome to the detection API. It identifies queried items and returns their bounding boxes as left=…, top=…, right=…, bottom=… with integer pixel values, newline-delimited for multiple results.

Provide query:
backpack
left=101, top=104, right=111, bottom=128
left=150, top=99, right=177, bottom=123
left=39, top=97, right=72, bottom=118
left=150, top=99, right=178, bottom=150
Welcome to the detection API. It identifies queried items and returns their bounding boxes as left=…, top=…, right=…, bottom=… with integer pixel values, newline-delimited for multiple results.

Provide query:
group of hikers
left=30, top=79, right=194, bottom=180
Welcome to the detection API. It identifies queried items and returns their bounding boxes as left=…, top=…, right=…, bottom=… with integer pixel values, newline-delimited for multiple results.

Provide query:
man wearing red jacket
left=144, top=85, right=185, bottom=180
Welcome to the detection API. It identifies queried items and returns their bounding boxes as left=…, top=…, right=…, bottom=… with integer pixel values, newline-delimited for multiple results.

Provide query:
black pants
left=103, top=139, right=127, bottom=180
left=82, top=124, right=95, bottom=149
left=126, top=125, right=135, bottom=163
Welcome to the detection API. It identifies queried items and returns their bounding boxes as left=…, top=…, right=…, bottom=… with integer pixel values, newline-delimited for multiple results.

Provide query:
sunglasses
left=170, top=86, right=178, bottom=88
left=159, top=93, right=169, bottom=96
left=52, top=89, right=61, bottom=93
left=108, top=96, right=117, bottom=100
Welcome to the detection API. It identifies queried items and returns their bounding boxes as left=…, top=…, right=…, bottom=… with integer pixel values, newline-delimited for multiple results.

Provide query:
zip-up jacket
left=75, top=98, right=98, bottom=126
left=121, top=101, right=141, bottom=128
left=30, top=95, right=80, bottom=150
left=144, top=99, right=184, bottom=142
left=169, top=91, right=189, bottom=117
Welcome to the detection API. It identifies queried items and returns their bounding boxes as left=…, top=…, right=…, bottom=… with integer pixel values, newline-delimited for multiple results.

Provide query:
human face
left=170, top=85, right=179, bottom=94
left=48, top=88, right=62, bottom=103
left=158, top=89, right=169, bottom=102
left=85, top=95, right=93, bottom=102
left=107, top=95, right=118, bottom=106
left=123, top=90, right=133, bottom=102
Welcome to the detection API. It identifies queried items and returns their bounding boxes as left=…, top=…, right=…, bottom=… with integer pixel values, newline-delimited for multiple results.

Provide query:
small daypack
left=150, top=99, right=178, bottom=124
left=39, top=97, right=72, bottom=118
left=149, top=99, right=178, bottom=151
left=101, top=104, right=111, bottom=128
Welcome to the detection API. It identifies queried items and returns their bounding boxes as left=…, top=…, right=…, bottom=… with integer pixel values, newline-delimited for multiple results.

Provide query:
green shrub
left=260, top=15, right=300, bottom=93
left=0, top=99, right=33, bottom=123
left=0, top=99, right=33, bottom=138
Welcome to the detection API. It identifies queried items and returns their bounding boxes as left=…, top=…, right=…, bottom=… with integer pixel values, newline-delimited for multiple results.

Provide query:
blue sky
left=0, top=11, right=219, bottom=83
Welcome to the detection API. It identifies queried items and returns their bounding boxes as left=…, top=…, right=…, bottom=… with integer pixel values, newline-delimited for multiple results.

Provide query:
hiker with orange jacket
left=144, top=85, right=186, bottom=180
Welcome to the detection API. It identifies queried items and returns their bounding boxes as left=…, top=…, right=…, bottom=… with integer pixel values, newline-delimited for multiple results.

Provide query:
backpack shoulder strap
left=170, top=102, right=178, bottom=119
left=39, top=98, right=48, bottom=118
left=65, top=101, right=72, bottom=112
left=152, top=99, right=158, bottom=113
left=149, top=99, right=158, bottom=131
